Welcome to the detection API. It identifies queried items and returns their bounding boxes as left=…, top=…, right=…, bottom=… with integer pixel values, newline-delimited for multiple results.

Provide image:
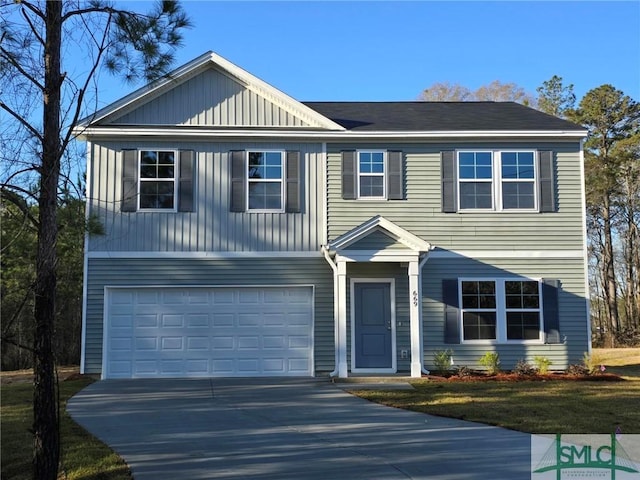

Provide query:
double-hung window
left=247, top=151, right=284, bottom=211
left=358, top=151, right=385, bottom=198
left=458, top=151, right=493, bottom=209
left=139, top=150, right=177, bottom=210
left=501, top=152, right=536, bottom=209
left=456, top=150, right=538, bottom=211
left=460, top=278, right=542, bottom=342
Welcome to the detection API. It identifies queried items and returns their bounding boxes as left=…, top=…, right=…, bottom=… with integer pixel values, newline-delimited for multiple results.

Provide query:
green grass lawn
left=351, top=348, right=640, bottom=434
left=1, top=376, right=131, bottom=480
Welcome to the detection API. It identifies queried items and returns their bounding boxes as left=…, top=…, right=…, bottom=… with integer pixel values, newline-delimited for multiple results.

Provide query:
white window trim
left=457, top=150, right=539, bottom=213
left=246, top=150, right=285, bottom=213
left=497, top=150, right=538, bottom=211
left=357, top=150, right=387, bottom=200
left=137, top=148, right=178, bottom=212
left=459, top=277, right=544, bottom=344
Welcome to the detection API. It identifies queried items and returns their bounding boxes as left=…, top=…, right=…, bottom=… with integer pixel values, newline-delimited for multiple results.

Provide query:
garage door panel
left=105, top=286, right=313, bottom=378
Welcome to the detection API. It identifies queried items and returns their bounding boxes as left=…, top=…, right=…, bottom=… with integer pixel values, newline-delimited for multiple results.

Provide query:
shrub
left=583, top=352, right=604, bottom=375
left=514, top=359, right=536, bottom=376
left=566, top=363, right=589, bottom=376
left=432, top=349, right=453, bottom=375
left=454, top=365, right=473, bottom=378
left=478, top=352, right=500, bottom=375
left=533, top=356, right=552, bottom=375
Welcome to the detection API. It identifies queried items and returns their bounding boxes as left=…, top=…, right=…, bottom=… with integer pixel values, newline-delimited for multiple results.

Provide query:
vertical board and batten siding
left=421, top=257, right=588, bottom=370
left=110, top=67, right=310, bottom=127
left=87, top=141, right=324, bottom=252
left=84, top=257, right=334, bottom=375
left=327, top=142, right=585, bottom=251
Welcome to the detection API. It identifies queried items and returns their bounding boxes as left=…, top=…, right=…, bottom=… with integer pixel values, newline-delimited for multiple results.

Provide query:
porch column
left=337, top=260, right=349, bottom=377
left=408, top=260, right=422, bottom=377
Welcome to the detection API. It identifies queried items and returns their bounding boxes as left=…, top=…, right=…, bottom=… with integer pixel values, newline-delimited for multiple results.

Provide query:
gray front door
left=354, top=282, right=392, bottom=369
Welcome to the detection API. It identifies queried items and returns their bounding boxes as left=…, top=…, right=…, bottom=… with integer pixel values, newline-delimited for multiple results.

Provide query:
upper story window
left=248, top=151, right=284, bottom=211
left=442, top=149, right=553, bottom=213
left=358, top=151, right=385, bottom=198
left=460, top=278, right=542, bottom=343
left=458, top=150, right=537, bottom=211
left=139, top=150, right=177, bottom=210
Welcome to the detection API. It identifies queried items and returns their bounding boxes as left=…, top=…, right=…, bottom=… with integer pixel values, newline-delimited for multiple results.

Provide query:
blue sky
left=97, top=1, right=640, bottom=108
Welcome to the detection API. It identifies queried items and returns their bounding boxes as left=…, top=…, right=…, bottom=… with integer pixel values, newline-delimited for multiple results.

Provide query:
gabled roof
left=329, top=216, right=432, bottom=253
left=303, top=101, right=584, bottom=132
left=77, top=51, right=345, bottom=130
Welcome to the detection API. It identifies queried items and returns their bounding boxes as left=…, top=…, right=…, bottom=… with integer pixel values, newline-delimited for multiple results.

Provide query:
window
left=358, top=151, right=385, bottom=198
left=501, top=152, right=535, bottom=209
left=459, top=151, right=493, bottom=209
left=139, top=150, right=176, bottom=210
left=456, top=150, right=537, bottom=211
left=247, top=151, right=283, bottom=211
left=460, top=278, right=542, bottom=342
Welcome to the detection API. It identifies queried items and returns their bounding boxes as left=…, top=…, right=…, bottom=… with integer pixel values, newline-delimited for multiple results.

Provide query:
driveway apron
left=67, top=378, right=531, bottom=479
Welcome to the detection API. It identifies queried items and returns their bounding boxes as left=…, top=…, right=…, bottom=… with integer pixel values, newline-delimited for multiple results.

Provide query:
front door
left=353, top=282, right=394, bottom=371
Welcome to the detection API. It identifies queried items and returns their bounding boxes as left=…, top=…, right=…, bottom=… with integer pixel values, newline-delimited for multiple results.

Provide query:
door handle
left=387, top=321, right=392, bottom=331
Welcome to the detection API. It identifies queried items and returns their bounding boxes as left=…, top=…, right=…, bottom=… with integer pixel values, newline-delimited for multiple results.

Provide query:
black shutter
left=387, top=150, right=403, bottom=200
left=441, top=151, right=457, bottom=213
left=178, top=150, right=195, bottom=212
left=538, top=151, right=556, bottom=212
left=341, top=151, right=356, bottom=199
left=230, top=150, right=246, bottom=212
left=443, top=279, right=461, bottom=344
left=543, top=278, right=562, bottom=344
left=285, top=151, right=301, bottom=213
left=121, top=149, right=138, bottom=212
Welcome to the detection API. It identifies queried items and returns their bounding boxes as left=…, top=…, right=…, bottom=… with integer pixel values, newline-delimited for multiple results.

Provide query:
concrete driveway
left=67, top=378, right=531, bottom=479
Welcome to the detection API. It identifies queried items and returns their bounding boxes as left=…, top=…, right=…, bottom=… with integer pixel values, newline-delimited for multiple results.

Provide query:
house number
left=412, top=290, right=418, bottom=307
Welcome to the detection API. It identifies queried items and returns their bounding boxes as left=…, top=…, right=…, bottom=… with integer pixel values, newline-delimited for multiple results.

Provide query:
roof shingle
left=302, top=101, right=583, bottom=132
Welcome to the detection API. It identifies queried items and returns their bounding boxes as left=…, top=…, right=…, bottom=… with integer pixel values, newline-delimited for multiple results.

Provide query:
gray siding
left=87, top=140, right=325, bottom=252
left=421, top=257, right=588, bottom=370
left=84, top=257, right=334, bottom=375
left=327, top=141, right=585, bottom=251
left=110, top=67, right=311, bottom=127
left=344, top=230, right=407, bottom=251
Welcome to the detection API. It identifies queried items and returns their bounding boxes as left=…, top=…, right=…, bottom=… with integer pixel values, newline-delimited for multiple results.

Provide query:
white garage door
left=104, top=286, right=313, bottom=379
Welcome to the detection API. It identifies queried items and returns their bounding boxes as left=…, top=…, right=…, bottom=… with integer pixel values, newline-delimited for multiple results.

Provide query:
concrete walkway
left=67, top=378, right=531, bottom=479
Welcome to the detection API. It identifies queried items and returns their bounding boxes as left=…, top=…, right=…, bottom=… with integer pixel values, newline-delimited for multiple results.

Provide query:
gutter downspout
left=321, top=245, right=339, bottom=377
left=418, top=248, right=433, bottom=375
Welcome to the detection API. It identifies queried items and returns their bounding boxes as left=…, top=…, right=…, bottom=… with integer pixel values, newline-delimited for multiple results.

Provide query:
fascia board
left=74, top=126, right=587, bottom=139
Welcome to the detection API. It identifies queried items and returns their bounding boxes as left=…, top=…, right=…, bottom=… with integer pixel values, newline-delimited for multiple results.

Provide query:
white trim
left=579, top=139, right=592, bottom=354
left=329, top=215, right=432, bottom=252
left=77, top=51, right=344, bottom=131
left=102, top=284, right=316, bottom=379
left=80, top=140, right=92, bottom=374
left=137, top=148, right=179, bottom=212
left=356, top=150, right=386, bottom=200
left=458, top=277, right=544, bottom=344
left=336, top=252, right=421, bottom=263
left=86, top=251, right=323, bottom=259
left=350, top=278, right=397, bottom=374
left=76, top=126, right=587, bottom=141
left=429, top=249, right=585, bottom=259
left=246, top=150, right=285, bottom=213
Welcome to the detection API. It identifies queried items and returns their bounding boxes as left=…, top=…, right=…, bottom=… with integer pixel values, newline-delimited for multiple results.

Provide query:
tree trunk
left=601, top=198, right=619, bottom=347
left=33, top=1, right=62, bottom=478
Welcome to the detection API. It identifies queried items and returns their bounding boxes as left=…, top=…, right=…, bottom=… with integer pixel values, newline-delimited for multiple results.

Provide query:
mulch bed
left=425, top=372, right=625, bottom=382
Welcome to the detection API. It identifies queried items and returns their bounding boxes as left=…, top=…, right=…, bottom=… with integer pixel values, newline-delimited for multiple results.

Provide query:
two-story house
left=77, top=51, right=589, bottom=379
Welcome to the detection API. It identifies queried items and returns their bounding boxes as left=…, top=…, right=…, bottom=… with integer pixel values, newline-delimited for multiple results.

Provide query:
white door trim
left=350, top=278, right=397, bottom=374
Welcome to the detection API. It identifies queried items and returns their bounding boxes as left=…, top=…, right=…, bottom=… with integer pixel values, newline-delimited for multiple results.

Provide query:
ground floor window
left=461, top=278, right=542, bottom=342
